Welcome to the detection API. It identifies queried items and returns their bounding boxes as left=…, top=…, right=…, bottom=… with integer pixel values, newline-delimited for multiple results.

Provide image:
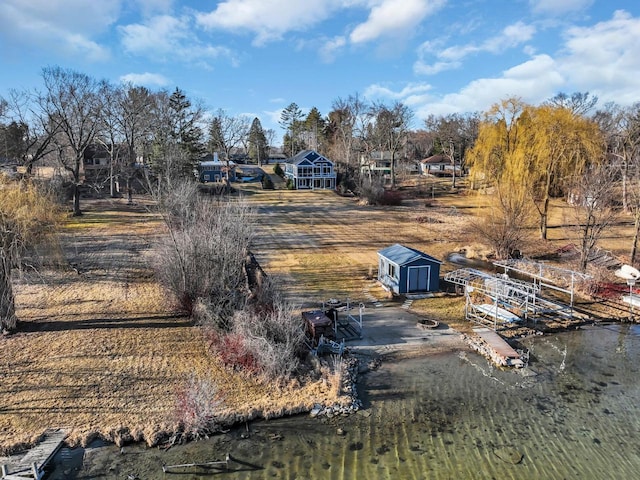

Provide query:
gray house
left=378, top=244, right=442, bottom=295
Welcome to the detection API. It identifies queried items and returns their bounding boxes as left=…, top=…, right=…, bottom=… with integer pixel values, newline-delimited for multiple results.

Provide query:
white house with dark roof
left=420, top=154, right=462, bottom=176
left=284, top=150, right=336, bottom=190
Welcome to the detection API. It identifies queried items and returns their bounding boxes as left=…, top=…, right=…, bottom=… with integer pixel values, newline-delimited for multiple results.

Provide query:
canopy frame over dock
left=445, top=262, right=587, bottom=329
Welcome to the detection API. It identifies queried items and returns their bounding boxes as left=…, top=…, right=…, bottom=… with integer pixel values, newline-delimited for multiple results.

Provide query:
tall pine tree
left=247, top=117, right=268, bottom=165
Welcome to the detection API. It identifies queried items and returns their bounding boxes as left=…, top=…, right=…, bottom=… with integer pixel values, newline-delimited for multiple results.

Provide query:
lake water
left=49, top=323, right=640, bottom=479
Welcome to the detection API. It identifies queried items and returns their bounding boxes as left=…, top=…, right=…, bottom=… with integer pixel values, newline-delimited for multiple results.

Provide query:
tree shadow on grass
left=17, top=314, right=188, bottom=333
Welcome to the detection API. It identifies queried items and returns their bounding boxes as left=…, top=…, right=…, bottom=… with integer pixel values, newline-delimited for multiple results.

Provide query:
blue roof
left=285, top=149, right=333, bottom=165
left=378, top=244, right=442, bottom=266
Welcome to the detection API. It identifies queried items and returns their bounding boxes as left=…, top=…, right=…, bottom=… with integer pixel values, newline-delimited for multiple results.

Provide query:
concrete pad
left=339, top=302, right=465, bottom=355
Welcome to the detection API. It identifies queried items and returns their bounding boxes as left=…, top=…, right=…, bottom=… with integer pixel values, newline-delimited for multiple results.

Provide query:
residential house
left=420, top=154, right=461, bottom=176
left=198, top=153, right=237, bottom=183
left=83, top=144, right=111, bottom=185
left=378, top=243, right=442, bottom=295
left=267, top=152, right=287, bottom=164
left=360, top=151, right=392, bottom=178
left=284, top=150, right=336, bottom=190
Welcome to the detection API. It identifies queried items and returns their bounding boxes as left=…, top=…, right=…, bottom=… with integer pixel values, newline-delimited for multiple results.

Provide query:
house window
left=388, top=263, right=396, bottom=279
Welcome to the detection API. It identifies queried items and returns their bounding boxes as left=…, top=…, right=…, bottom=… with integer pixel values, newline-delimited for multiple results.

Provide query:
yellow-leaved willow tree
left=0, top=176, right=59, bottom=331
left=469, top=97, right=604, bottom=242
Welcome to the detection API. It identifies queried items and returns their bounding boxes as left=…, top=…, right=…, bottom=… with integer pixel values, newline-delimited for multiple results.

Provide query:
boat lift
left=493, top=259, right=591, bottom=317
left=444, top=264, right=583, bottom=329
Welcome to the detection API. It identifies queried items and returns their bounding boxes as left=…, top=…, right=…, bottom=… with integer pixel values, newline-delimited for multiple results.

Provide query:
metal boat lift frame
left=444, top=264, right=585, bottom=329
left=444, top=268, right=540, bottom=329
left=493, top=259, right=592, bottom=318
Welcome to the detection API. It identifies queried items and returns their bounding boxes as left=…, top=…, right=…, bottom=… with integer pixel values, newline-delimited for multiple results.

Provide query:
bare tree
left=470, top=181, right=535, bottom=259
left=369, top=101, right=413, bottom=189
left=116, top=84, right=155, bottom=204
left=424, top=112, right=480, bottom=188
left=208, top=109, right=249, bottom=190
left=2, top=89, right=59, bottom=175
left=153, top=182, right=255, bottom=327
left=546, top=91, right=598, bottom=117
left=567, top=161, right=619, bottom=272
left=327, top=94, right=368, bottom=168
left=94, top=81, right=124, bottom=197
left=39, top=67, right=102, bottom=215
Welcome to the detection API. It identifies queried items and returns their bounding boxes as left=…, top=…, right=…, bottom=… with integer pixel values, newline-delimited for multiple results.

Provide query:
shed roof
left=378, top=243, right=442, bottom=266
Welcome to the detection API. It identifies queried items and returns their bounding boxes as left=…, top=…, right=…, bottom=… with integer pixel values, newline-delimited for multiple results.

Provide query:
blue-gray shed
left=377, top=244, right=442, bottom=295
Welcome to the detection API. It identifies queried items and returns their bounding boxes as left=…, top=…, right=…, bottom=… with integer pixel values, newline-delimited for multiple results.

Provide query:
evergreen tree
left=279, top=102, right=303, bottom=157
left=247, top=117, right=268, bottom=165
left=303, top=107, right=326, bottom=151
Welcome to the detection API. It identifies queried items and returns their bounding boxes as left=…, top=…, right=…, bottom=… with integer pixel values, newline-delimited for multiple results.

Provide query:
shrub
left=262, top=174, right=274, bottom=190
left=380, top=190, right=403, bottom=206
left=174, top=375, right=223, bottom=440
left=205, top=278, right=306, bottom=381
left=273, top=163, right=284, bottom=177
left=152, top=184, right=255, bottom=327
left=286, top=178, right=295, bottom=190
left=208, top=330, right=260, bottom=374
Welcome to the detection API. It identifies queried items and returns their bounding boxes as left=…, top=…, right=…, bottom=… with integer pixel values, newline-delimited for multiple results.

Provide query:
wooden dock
left=1, top=429, right=66, bottom=480
left=470, top=327, right=524, bottom=368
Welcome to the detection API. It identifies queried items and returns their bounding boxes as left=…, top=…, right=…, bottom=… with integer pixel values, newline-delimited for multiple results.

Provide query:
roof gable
left=378, top=243, right=442, bottom=266
left=286, top=149, right=333, bottom=166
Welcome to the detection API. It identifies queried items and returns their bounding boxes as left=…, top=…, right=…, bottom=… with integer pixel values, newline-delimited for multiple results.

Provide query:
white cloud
left=438, top=55, right=563, bottom=111
left=0, top=0, right=119, bottom=60
left=196, top=0, right=346, bottom=45
left=414, top=21, right=535, bottom=76
left=364, top=82, right=432, bottom=101
left=196, top=0, right=443, bottom=49
left=558, top=10, right=640, bottom=105
left=408, top=10, right=640, bottom=118
left=319, top=36, right=347, bottom=62
left=350, top=0, right=446, bottom=44
left=120, top=15, right=188, bottom=56
left=529, top=0, right=593, bottom=16
left=414, top=60, right=460, bottom=75
left=119, top=72, right=170, bottom=86
left=119, top=15, right=237, bottom=66
left=395, top=55, right=564, bottom=118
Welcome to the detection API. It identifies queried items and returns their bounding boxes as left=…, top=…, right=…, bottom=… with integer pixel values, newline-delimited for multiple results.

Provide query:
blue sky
left=1, top=0, right=640, bottom=141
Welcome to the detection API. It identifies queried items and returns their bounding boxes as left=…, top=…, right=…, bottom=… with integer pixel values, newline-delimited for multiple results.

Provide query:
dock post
left=1, top=464, right=8, bottom=476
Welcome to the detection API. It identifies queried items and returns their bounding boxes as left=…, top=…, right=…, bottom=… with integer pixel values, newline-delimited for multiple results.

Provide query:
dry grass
left=245, top=186, right=478, bottom=306
left=0, top=198, right=341, bottom=453
left=3, top=178, right=636, bottom=453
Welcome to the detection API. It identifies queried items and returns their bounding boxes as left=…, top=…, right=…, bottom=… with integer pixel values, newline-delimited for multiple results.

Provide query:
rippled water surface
left=51, top=324, right=640, bottom=479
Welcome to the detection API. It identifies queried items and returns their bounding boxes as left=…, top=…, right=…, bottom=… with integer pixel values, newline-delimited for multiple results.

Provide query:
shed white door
left=407, top=266, right=429, bottom=292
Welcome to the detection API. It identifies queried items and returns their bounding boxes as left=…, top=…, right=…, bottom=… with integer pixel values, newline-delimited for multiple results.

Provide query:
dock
left=469, top=327, right=524, bottom=368
left=1, top=429, right=66, bottom=480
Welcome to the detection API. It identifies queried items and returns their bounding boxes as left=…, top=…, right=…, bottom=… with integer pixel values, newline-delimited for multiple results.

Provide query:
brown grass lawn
left=1, top=176, right=635, bottom=453
left=0, top=198, right=340, bottom=454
